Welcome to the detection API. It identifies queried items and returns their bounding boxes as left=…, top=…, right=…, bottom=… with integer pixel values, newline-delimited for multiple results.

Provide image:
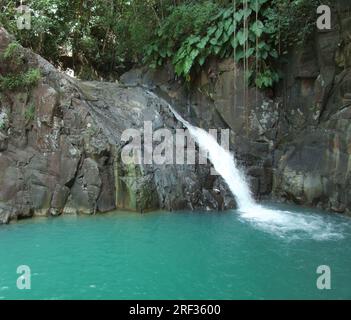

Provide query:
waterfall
left=145, top=90, right=344, bottom=240
left=169, top=106, right=345, bottom=240
left=169, top=106, right=255, bottom=211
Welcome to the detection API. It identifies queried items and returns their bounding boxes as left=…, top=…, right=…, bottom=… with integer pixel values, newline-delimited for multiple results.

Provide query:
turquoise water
left=0, top=203, right=350, bottom=300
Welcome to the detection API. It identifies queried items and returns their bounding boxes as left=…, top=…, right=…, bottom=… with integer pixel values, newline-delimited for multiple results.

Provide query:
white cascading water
left=165, top=102, right=345, bottom=240
left=170, top=107, right=255, bottom=210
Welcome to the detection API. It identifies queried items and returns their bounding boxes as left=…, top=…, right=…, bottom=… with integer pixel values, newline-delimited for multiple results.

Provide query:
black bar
left=0, top=300, right=349, bottom=318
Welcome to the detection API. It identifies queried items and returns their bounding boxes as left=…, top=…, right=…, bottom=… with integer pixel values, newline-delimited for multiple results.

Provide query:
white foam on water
left=166, top=103, right=346, bottom=241
left=238, top=205, right=346, bottom=240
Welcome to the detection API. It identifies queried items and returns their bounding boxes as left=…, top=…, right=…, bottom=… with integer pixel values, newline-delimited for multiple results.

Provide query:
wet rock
left=0, top=204, right=11, bottom=224
left=0, top=132, right=8, bottom=151
left=51, top=185, right=70, bottom=215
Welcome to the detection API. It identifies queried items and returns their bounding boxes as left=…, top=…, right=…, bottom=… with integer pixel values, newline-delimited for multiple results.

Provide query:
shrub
left=146, top=0, right=328, bottom=88
left=0, top=68, right=41, bottom=91
left=3, top=42, right=21, bottom=60
left=0, top=0, right=330, bottom=88
left=24, top=104, right=36, bottom=122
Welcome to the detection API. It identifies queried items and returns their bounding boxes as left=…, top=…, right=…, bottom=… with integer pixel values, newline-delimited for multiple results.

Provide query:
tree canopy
left=0, top=0, right=327, bottom=87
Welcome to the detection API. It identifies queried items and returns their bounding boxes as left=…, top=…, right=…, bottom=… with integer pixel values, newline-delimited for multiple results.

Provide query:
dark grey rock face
left=120, top=60, right=278, bottom=203
left=271, top=4, right=351, bottom=215
left=0, top=28, right=234, bottom=224
left=119, top=3, right=351, bottom=215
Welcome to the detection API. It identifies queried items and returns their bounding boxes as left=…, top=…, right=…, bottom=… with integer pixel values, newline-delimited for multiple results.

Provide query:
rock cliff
left=120, top=2, right=351, bottom=215
left=0, top=28, right=233, bottom=224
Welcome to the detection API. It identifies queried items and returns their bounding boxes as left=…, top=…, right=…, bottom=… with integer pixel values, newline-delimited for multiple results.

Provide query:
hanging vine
left=233, top=0, right=237, bottom=111
left=146, top=0, right=280, bottom=88
left=145, top=0, right=325, bottom=89
left=0, top=0, right=326, bottom=82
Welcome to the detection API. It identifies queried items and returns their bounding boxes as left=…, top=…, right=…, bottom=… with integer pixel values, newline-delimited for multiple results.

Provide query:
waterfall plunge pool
left=0, top=203, right=350, bottom=300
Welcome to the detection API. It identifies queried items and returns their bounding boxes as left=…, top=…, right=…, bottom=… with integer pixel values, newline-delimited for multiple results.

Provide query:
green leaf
left=187, top=35, right=201, bottom=45
left=197, top=36, right=209, bottom=49
left=213, top=46, right=221, bottom=55
left=210, top=38, right=218, bottom=46
left=234, top=10, right=244, bottom=22
left=207, top=26, right=217, bottom=36
left=159, top=49, right=167, bottom=58
left=231, top=37, right=238, bottom=49
left=183, top=57, right=193, bottom=75
left=223, top=8, right=233, bottom=19
left=198, top=55, right=207, bottom=66
left=243, top=8, right=252, bottom=20
left=227, top=22, right=235, bottom=35
left=190, top=49, right=200, bottom=60
left=251, top=20, right=264, bottom=37
left=234, top=49, right=245, bottom=62
left=269, top=49, right=279, bottom=58
left=174, top=61, right=184, bottom=76
left=245, top=47, right=255, bottom=58
left=236, top=30, right=247, bottom=46
left=250, top=2, right=261, bottom=13
left=173, top=48, right=187, bottom=64
left=215, top=23, right=224, bottom=39
left=224, top=18, right=233, bottom=32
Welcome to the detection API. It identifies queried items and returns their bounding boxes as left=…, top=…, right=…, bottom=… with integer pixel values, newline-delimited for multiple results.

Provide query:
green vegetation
left=24, top=103, right=36, bottom=123
left=0, top=40, right=41, bottom=92
left=146, top=0, right=327, bottom=87
left=0, top=0, right=328, bottom=88
left=0, top=41, right=24, bottom=69
left=3, top=41, right=21, bottom=61
left=0, top=68, right=41, bottom=91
